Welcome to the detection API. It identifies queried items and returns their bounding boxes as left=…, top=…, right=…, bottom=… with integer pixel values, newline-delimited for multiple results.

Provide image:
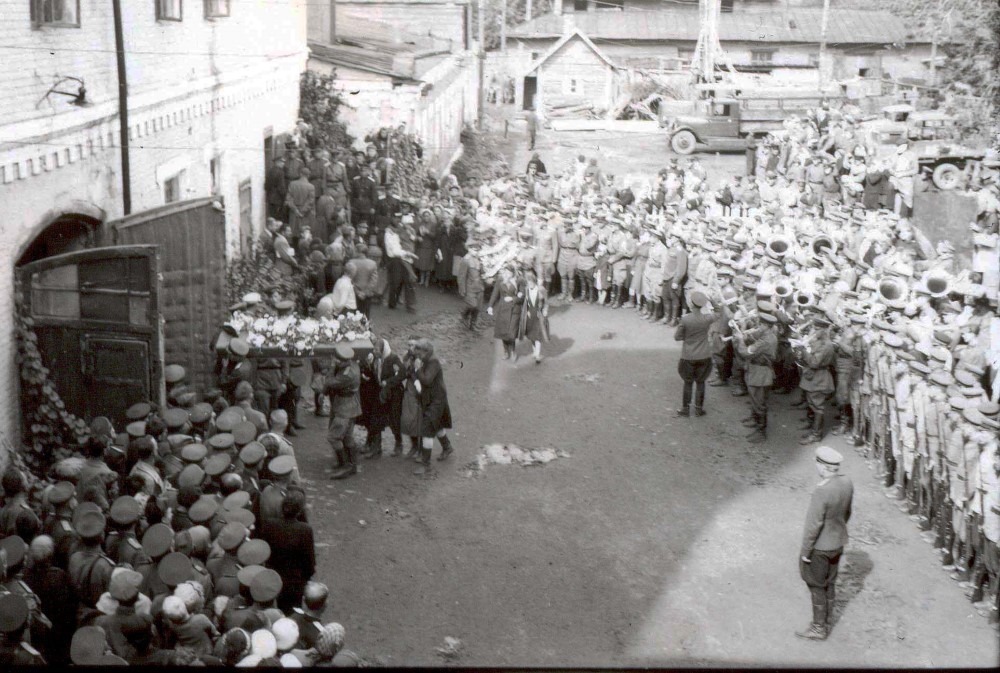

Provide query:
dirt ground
left=292, top=115, right=998, bottom=666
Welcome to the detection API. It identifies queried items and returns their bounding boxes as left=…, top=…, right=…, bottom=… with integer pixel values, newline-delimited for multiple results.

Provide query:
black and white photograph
left=0, top=0, right=998, bottom=667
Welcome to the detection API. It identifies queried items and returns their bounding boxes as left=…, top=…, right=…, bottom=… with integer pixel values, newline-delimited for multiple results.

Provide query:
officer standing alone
left=797, top=446, right=854, bottom=641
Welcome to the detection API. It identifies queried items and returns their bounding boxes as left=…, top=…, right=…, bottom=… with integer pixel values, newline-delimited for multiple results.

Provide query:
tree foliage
left=474, top=0, right=554, bottom=51
left=299, top=70, right=355, bottom=150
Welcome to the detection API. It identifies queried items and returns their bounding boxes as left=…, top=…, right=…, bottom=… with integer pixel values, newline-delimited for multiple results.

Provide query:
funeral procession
left=0, top=0, right=997, bottom=668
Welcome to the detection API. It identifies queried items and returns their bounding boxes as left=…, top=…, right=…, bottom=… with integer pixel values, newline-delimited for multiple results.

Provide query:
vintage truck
left=659, top=98, right=814, bottom=155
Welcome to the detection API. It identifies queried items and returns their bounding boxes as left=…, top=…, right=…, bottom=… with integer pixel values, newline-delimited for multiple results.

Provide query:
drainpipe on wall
left=112, top=0, right=131, bottom=215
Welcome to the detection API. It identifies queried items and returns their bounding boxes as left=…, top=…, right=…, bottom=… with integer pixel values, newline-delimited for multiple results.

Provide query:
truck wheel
left=932, top=163, right=961, bottom=191
left=671, top=130, right=696, bottom=155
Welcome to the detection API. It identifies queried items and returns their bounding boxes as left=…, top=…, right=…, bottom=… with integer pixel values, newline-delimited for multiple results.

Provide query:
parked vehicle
left=914, top=142, right=989, bottom=191
left=659, top=98, right=811, bottom=154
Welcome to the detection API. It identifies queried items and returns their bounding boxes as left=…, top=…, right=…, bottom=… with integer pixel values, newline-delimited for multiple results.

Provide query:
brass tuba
left=878, top=276, right=909, bottom=307
left=794, top=290, right=815, bottom=308
left=767, top=234, right=793, bottom=259
left=922, top=269, right=952, bottom=298
left=774, top=277, right=793, bottom=299
left=810, top=234, right=835, bottom=257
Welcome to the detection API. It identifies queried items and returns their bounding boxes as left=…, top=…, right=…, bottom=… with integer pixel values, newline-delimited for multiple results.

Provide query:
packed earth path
left=295, top=286, right=996, bottom=667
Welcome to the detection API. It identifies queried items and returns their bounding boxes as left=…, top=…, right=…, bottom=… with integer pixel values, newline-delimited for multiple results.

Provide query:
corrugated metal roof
left=508, top=8, right=924, bottom=44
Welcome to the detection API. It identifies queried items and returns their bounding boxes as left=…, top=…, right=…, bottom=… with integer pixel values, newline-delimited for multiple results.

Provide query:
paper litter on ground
left=465, top=443, right=571, bottom=475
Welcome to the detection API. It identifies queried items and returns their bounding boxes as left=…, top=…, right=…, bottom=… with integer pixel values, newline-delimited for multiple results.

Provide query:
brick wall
left=0, top=0, right=308, bottom=465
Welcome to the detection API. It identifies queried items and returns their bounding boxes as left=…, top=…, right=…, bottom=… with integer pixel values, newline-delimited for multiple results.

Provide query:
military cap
left=882, top=333, right=904, bottom=348
left=125, top=403, right=152, bottom=422
left=978, top=401, right=1000, bottom=418
left=189, top=496, right=220, bottom=524
left=202, top=389, right=225, bottom=404
left=909, top=361, right=931, bottom=375
left=237, top=564, right=267, bottom=588
left=237, top=538, right=271, bottom=566
left=275, top=299, right=295, bottom=313
left=175, top=391, right=198, bottom=408
left=164, top=364, right=186, bottom=384
left=75, top=502, right=103, bottom=520
left=164, top=407, right=190, bottom=431
left=233, top=422, right=258, bottom=447
left=75, top=511, right=107, bottom=539
left=126, top=421, right=147, bottom=438
left=108, top=568, right=143, bottom=602
left=223, top=490, right=252, bottom=512
left=217, top=521, right=249, bottom=551
left=158, top=551, right=193, bottom=587
left=815, top=446, right=843, bottom=466
left=930, top=371, right=955, bottom=387
left=689, top=291, right=708, bottom=308
left=239, top=441, right=267, bottom=467
left=334, top=345, right=355, bottom=362
left=289, top=365, right=311, bottom=388
left=954, top=370, right=978, bottom=387
left=178, top=464, right=206, bottom=490
left=0, top=594, right=29, bottom=633
left=209, top=433, right=235, bottom=452
left=48, top=480, right=75, bottom=506
left=0, top=535, right=27, bottom=570
left=228, top=338, right=250, bottom=357
left=756, top=300, right=776, bottom=314
left=189, top=403, right=213, bottom=426
left=110, top=496, right=142, bottom=526
left=220, top=473, right=243, bottom=492
left=250, top=568, right=283, bottom=603
left=224, top=507, right=256, bottom=529
left=141, top=523, right=174, bottom=558
left=181, top=443, right=208, bottom=464
left=214, top=414, right=239, bottom=434
left=963, top=407, right=988, bottom=427
left=269, top=455, right=295, bottom=477
left=71, top=625, right=109, bottom=665
left=897, top=350, right=915, bottom=362
left=205, top=452, right=232, bottom=478
left=742, top=279, right=757, bottom=290
left=949, top=396, right=971, bottom=411
left=759, top=312, right=778, bottom=324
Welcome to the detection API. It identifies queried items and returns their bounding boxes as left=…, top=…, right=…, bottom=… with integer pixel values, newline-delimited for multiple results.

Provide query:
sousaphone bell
left=878, top=276, right=909, bottom=309
left=767, top=234, right=793, bottom=259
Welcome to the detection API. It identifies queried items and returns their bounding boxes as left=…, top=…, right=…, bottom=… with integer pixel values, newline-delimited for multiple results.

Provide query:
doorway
left=523, top=76, right=538, bottom=111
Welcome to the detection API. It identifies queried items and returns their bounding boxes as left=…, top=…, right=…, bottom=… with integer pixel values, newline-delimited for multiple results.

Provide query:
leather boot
left=391, top=438, right=404, bottom=457
left=413, top=448, right=433, bottom=475
left=405, top=438, right=419, bottom=459
left=795, top=590, right=829, bottom=640
left=366, top=432, right=383, bottom=459
left=437, top=434, right=454, bottom=461
left=624, top=293, right=636, bottom=309
left=741, top=415, right=758, bottom=427
left=675, top=407, right=690, bottom=417
left=332, top=444, right=358, bottom=479
left=332, top=449, right=345, bottom=470
left=694, top=406, right=706, bottom=417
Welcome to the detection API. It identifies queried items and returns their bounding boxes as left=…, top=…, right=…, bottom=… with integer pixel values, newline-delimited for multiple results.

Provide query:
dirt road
left=294, top=294, right=997, bottom=667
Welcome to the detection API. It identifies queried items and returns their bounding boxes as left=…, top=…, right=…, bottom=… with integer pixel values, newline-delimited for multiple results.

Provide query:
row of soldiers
left=453, top=126, right=999, bottom=625
left=0, top=364, right=362, bottom=665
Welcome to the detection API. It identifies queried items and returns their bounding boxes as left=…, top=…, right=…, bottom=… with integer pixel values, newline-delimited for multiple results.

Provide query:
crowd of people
left=0, top=357, right=367, bottom=665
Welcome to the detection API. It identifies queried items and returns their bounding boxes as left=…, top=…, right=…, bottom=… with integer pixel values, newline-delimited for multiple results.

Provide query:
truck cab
left=661, top=99, right=746, bottom=154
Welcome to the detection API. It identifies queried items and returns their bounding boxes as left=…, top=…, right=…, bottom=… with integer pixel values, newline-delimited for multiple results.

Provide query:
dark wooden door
left=111, top=197, right=228, bottom=392
left=523, top=76, right=538, bottom=111
left=19, top=246, right=162, bottom=428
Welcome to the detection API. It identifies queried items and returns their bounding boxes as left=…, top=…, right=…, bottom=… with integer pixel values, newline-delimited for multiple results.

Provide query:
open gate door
left=19, top=246, right=162, bottom=429
left=110, top=198, right=229, bottom=392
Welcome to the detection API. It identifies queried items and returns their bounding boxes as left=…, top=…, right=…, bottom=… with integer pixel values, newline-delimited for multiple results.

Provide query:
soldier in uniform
left=104, top=496, right=153, bottom=578
left=208, top=521, right=249, bottom=599
left=68, top=510, right=116, bottom=619
left=0, top=468, right=40, bottom=539
left=795, top=317, right=837, bottom=445
left=556, top=217, right=580, bottom=301
left=258, top=456, right=296, bottom=524
left=138, top=523, right=174, bottom=598
left=0, top=594, right=46, bottom=664
left=255, top=350, right=290, bottom=419
left=797, top=446, right=854, bottom=641
left=325, top=346, right=362, bottom=480
left=608, top=222, right=637, bottom=309
left=534, top=214, right=559, bottom=295
left=735, top=310, right=779, bottom=444
left=23, top=535, right=76, bottom=664
left=1, top=535, right=52, bottom=647
left=42, top=481, right=78, bottom=570
left=575, top=221, right=599, bottom=304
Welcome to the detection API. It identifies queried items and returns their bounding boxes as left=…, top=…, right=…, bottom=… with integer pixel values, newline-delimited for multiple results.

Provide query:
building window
left=164, top=172, right=183, bottom=203
left=157, top=0, right=182, bottom=21
left=720, top=0, right=733, bottom=12
left=209, top=157, right=221, bottom=194
left=573, top=0, right=588, bottom=11
left=751, top=49, right=776, bottom=66
left=858, top=67, right=870, bottom=77
left=30, top=0, right=80, bottom=27
left=203, top=0, right=229, bottom=18
left=597, top=0, right=624, bottom=9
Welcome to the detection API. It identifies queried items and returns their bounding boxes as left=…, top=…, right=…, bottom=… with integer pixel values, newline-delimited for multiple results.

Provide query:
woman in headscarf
left=486, top=265, right=524, bottom=360
left=290, top=622, right=361, bottom=666
left=415, top=208, right=439, bottom=286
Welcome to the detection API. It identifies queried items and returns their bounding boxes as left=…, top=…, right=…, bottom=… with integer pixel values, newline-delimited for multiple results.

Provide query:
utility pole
left=500, top=0, right=507, bottom=52
left=818, top=0, right=830, bottom=90
left=329, top=0, right=337, bottom=42
left=526, top=0, right=533, bottom=23
left=477, top=0, right=485, bottom=126
left=111, top=0, right=131, bottom=215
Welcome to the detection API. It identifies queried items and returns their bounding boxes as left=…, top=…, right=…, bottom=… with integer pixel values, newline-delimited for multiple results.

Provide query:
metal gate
left=19, top=246, right=162, bottom=428
left=111, top=197, right=228, bottom=392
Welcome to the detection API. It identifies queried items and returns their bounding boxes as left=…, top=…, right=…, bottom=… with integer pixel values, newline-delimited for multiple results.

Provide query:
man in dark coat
left=265, top=156, right=287, bottom=221
left=259, top=489, right=315, bottom=613
left=674, top=290, right=717, bottom=417
left=411, top=339, right=454, bottom=474
left=797, top=446, right=854, bottom=641
left=351, top=165, right=378, bottom=227
left=24, top=535, right=76, bottom=664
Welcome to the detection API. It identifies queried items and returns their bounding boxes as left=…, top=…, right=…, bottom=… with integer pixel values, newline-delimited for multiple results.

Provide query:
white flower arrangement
left=231, top=310, right=372, bottom=356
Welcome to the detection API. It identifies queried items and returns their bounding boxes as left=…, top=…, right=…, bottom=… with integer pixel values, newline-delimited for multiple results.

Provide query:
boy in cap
left=797, top=446, right=854, bottom=641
